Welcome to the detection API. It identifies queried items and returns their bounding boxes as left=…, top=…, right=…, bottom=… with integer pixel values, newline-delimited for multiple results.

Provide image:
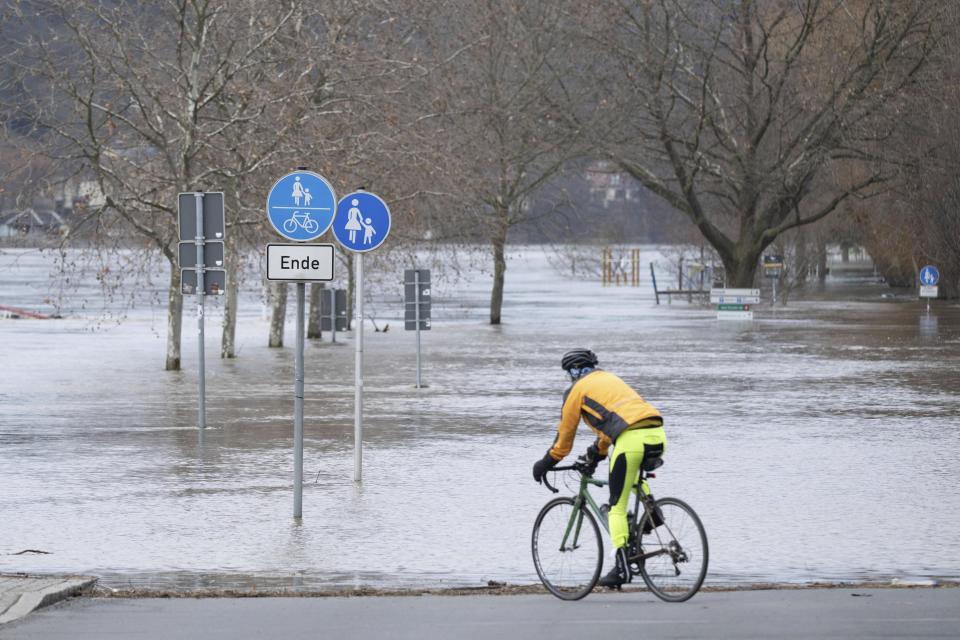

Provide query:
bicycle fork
left=559, top=495, right=588, bottom=552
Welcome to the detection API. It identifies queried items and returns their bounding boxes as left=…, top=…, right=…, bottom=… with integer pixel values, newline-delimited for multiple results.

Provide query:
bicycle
left=282, top=211, right=320, bottom=234
left=531, top=457, right=708, bottom=602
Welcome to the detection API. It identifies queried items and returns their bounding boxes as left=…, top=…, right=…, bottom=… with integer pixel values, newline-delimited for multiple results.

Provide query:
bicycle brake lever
left=542, top=474, right=559, bottom=494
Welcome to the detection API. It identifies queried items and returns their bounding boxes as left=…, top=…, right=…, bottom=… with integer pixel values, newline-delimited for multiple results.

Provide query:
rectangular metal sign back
left=181, top=268, right=226, bottom=295
left=178, top=241, right=224, bottom=269
left=178, top=192, right=225, bottom=241
left=267, top=243, right=334, bottom=282
left=405, top=319, right=431, bottom=331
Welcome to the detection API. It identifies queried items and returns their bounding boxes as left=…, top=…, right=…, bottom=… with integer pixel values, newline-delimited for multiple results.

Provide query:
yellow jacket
left=548, top=370, right=662, bottom=461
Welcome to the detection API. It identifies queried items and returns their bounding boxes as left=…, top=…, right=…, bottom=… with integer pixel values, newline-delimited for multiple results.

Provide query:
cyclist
left=532, top=348, right=667, bottom=588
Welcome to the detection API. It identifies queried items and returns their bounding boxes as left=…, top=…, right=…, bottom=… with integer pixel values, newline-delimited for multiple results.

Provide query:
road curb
left=0, top=574, right=98, bottom=625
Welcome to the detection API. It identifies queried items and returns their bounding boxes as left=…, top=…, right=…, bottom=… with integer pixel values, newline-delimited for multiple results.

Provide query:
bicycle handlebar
left=542, top=463, right=586, bottom=494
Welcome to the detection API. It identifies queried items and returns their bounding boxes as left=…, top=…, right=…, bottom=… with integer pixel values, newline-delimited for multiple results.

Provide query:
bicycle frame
left=552, top=468, right=668, bottom=565
left=558, top=474, right=607, bottom=550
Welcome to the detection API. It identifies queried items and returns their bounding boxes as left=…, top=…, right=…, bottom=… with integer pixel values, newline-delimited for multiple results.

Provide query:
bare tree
left=595, top=0, right=936, bottom=287
left=418, top=0, right=595, bottom=324
left=5, top=0, right=344, bottom=369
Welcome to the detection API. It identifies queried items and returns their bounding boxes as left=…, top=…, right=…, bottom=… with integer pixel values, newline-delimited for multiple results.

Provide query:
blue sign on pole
left=333, top=191, right=391, bottom=252
left=920, top=265, right=940, bottom=286
left=266, top=171, right=337, bottom=242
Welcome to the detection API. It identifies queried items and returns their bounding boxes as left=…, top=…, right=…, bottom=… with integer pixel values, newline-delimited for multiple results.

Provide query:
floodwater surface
left=1, top=247, right=959, bottom=591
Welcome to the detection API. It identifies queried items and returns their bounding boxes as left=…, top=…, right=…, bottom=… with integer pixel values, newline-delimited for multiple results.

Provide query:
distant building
left=0, top=208, right=67, bottom=237
left=585, top=160, right=639, bottom=208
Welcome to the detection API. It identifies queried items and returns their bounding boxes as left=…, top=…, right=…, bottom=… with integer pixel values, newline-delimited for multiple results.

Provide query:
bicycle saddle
left=642, top=457, right=664, bottom=472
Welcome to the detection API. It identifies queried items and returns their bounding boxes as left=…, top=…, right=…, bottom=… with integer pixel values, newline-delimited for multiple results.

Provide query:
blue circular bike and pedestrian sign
left=332, top=191, right=391, bottom=252
left=266, top=171, right=337, bottom=242
left=920, top=265, right=940, bottom=286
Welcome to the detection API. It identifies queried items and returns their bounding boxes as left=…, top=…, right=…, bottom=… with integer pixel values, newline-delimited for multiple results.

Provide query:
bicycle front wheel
left=636, top=497, right=708, bottom=602
left=532, top=497, right=603, bottom=600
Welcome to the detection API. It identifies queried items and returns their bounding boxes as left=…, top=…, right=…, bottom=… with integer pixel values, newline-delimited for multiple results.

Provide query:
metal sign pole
left=354, top=253, right=364, bottom=482
left=415, top=270, right=422, bottom=388
left=294, top=282, right=305, bottom=518
left=330, top=288, right=337, bottom=343
left=194, top=193, right=206, bottom=430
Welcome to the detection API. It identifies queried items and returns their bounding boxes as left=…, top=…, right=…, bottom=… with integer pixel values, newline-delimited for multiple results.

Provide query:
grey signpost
left=404, top=269, right=431, bottom=387
left=266, top=169, right=337, bottom=518
left=321, top=289, right=347, bottom=342
left=763, top=255, right=784, bottom=305
left=178, top=192, right=225, bottom=430
left=332, top=190, right=391, bottom=483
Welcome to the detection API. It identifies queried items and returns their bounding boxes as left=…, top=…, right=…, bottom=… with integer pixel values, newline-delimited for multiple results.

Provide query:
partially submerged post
left=331, top=190, right=392, bottom=484
left=177, top=192, right=226, bottom=429
left=265, top=168, right=337, bottom=518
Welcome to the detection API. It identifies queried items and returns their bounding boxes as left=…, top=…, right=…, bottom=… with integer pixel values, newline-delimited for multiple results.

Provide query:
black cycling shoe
left=597, top=566, right=626, bottom=589
left=597, top=548, right=629, bottom=589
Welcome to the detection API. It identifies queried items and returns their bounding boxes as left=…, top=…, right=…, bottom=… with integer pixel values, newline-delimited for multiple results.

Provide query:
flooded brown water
left=1, top=247, right=959, bottom=590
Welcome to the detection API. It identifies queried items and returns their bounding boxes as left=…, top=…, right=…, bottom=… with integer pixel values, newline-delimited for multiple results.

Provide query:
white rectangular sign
left=711, top=288, right=760, bottom=296
left=919, top=285, right=939, bottom=298
left=712, top=295, right=761, bottom=304
left=710, top=288, right=760, bottom=304
left=267, top=243, right=335, bottom=282
left=717, top=310, right=754, bottom=321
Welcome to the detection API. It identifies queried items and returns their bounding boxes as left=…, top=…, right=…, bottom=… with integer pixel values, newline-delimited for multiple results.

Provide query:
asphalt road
left=4, top=588, right=959, bottom=640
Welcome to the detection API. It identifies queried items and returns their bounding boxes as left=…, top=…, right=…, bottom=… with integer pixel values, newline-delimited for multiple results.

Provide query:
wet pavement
left=5, top=588, right=960, bottom=640
left=1, top=247, right=959, bottom=591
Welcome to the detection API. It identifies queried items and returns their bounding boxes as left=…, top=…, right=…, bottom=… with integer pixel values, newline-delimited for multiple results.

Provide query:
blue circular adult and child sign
left=920, top=265, right=940, bottom=286
left=266, top=171, right=337, bottom=242
left=333, top=191, right=391, bottom=252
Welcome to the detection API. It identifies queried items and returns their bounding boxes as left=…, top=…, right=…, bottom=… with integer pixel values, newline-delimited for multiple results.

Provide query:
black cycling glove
left=532, top=451, right=558, bottom=483
left=578, top=442, right=606, bottom=476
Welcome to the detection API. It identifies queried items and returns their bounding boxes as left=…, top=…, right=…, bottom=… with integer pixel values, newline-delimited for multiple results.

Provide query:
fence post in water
left=650, top=262, right=660, bottom=305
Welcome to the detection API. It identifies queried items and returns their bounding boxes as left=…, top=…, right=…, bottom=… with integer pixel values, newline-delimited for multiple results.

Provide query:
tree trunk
left=308, top=282, right=323, bottom=339
left=268, top=281, right=288, bottom=348
left=816, top=235, right=828, bottom=284
left=165, top=260, right=183, bottom=371
left=721, top=243, right=761, bottom=288
left=221, top=181, right=241, bottom=358
left=490, top=223, right=508, bottom=325
left=221, top=235, right=239, bottom=358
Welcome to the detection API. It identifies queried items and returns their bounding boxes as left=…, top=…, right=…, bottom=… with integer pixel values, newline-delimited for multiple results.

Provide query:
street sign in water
left=333, top=191, right=391, bottom=252
left=710, top=288, right=761, bottom=304
left=181, top=268, right=226, bottom=296
left=266, top=171, right=336, bottom=242
left=178, top=192, right=225, bottom=241
left=920, top=265, right=940, bottom=286
left=266, top=243, right=335, bottom=282
left=179, top=241, right=224, bottom=269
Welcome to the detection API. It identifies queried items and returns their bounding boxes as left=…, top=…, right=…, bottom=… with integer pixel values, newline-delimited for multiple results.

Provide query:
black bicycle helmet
left=561, top=348, right=598, bottom=371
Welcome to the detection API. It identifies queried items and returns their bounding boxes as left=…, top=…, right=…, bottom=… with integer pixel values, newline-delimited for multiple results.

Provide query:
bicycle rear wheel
left=635, top=497, right=708, bottom=602
left=532, top=497, right=603, bottom=600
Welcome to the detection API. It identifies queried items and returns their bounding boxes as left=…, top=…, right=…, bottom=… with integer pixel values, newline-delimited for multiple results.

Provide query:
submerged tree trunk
left=489, top=221, right=508, bottom=325
left=307, top=282, right=323, bottom=339
left=268, top=281, right=288, bottom=348
left=221, top=182, right=241, bottom=358
left=165, top=260, right=183, bottom=370
left=816, top=234, right=828, bottom=284
left=221, top=236, right=239, bottom=358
